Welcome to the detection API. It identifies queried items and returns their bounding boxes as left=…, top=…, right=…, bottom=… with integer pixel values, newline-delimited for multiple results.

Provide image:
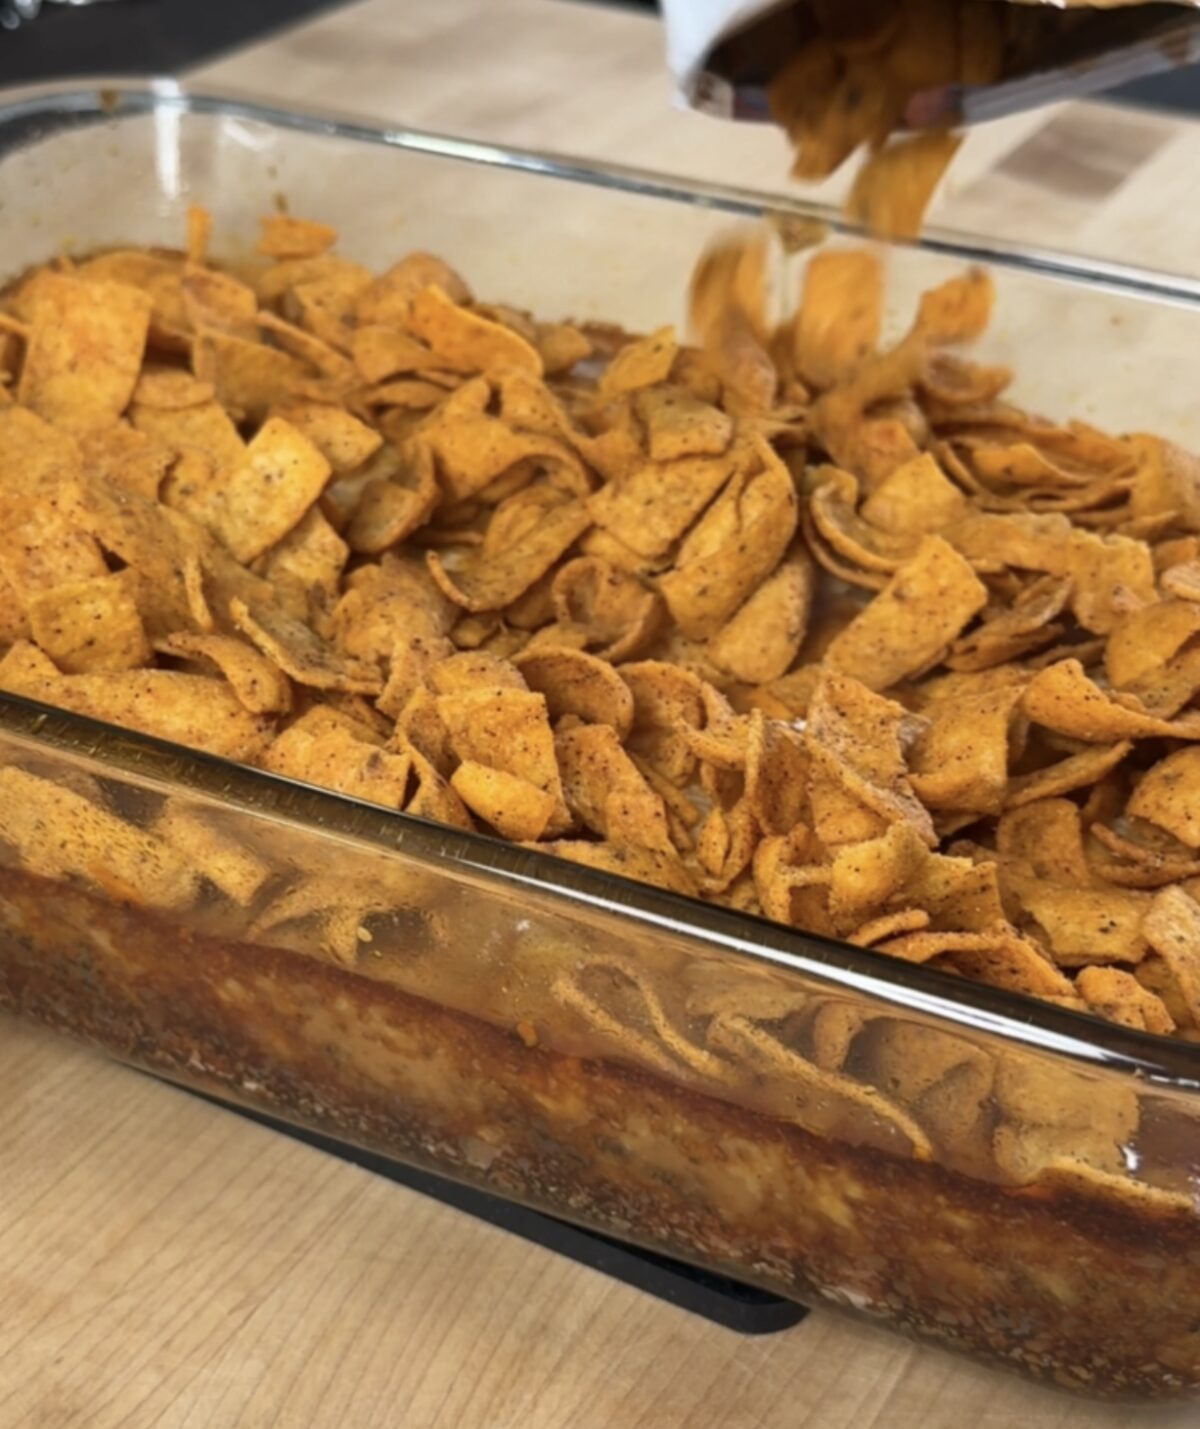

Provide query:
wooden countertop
left=6, top=1013, right=1192, bottom=1429
left=4, top=2, right=1200, bottom=1424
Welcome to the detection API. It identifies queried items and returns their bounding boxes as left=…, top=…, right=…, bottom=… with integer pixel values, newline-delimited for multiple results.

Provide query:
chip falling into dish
left=673, top=0, right=1200, bottom=237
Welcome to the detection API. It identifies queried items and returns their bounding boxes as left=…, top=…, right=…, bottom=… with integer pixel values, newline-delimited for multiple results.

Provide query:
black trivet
left=164, top=1079, right=808, bottom=1335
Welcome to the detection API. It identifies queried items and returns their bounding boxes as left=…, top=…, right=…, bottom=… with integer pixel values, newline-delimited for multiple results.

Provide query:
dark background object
left=1106, top=64, right=1200, bottom=111
left=0, top=0, right=356, bottom=85
left=168, top=1080, right=808, bottom=1336
left=0, top=0, right=1198, bottom=114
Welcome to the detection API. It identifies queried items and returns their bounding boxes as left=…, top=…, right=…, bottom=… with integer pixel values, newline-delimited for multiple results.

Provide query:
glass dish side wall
left=3, top=711, right=1200, bottom=1400
left=4, top=85, right=1200, bottom=445
left=2, top=85, right=1200, bottom=1399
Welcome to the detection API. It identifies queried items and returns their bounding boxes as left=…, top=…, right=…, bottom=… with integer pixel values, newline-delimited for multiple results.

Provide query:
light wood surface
left=6, top=2, right=1200, bottom=1425
left=2, top=1015, right=1193, bottom=1429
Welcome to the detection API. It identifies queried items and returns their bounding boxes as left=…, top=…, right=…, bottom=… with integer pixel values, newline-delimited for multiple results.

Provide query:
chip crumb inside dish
left=3, top=211, right=1200, bottom=1045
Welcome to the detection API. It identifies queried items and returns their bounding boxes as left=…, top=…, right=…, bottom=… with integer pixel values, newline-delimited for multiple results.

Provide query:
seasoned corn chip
left=1129, top=434, right=1200, bottom=531
left=451, top=760, right=557, bottom=841
left=536, top=321, right=592, bottom=376
left=424, top=406, right=585, bottom=505
left=436, top=686, right=570, bottom=835
left=1023, top=659, right=1200, bottom=743
left=133, top=366, right=215, bottom=411
left=427, top=496, right=591, bottom=613
left=858, top=452, right=967, bottom=536
left=259, top=506, right=348, bottom=629
left=555, top=722, right=674, bottom=853
left=258, top=214, right=338, bottom=260
left=75, top=249, right=189, bottom=349
left=1127, top=748, right=1200, bottom=849
left=807, top=672, right=935, bottom=847
left=207, top=417, right=331, bottom=564
left=1142, top=886, right=1200, bottom=1027
left=539, top=838, right=698, bottom=897
left=347, top=443, right=439, bottom=555
left=0, top=506, right=106, bottom=599
left=915, top=269, right=994, bottom=346
left=333, top=553, right=456, bottom=666
left=1006, top=873, right=1149, bottom=967
left=633, top=385, right=733, bottom=462
left=1076, top=966, right=1175, bottom=1036
left=514, top=645, right=634, bottom=736
left=551, top=557, right=663, bottom=663
left=745, top=709, right=808, bottom=837
left=1161, top=559, right=1200, bottom=603
left=823, top=535, right=987, bottom=691
left=846, top=133, right=962, bottom=242
left=8, top=208, right=1200, bottom=1056
left=79, top=423, right=172, bottom=503
left=689, top=239, right=776, bottom=412
left=275, top=400, right=382, bottom=473
left=193, top=330, right=309, bottom=420
left=0, top=405, right=81, bottom=489
left=599, top=326, right=678, bottom=398
left=155, top=630, right=292, bottom=714
left=0, top=641, right=271, bottom=760
left=947, top=574, right=1071, bottom=672
left=354, top=253, right=471, bottom=326
left=131, top=399, right=246, bottom=471
left=620, top=659, right=705, bottom=785
left=708, top=1012, right=933, bottom=1157
left=27, top=572, right=150, bottom=674
left=186, top=204, right=213, bottom=265
left=265, top=706, right=411, bottom=809
left=0, top=766, right=198, bottom=908
left=993, top=1055, right=1137, bottom=1179
left=586, top=453, right=732, bottom=561
left=352, top=323, right=447, bottom=383
left=1067, top=531, right=1156, bottom=635
left=230, top=597, right=382, bottom=696
left=182, top=267, right=258, bottom=338
left=828, top=822, right=929, bottom=926
left=908, top=684, right=1020, bottom=815
left=707, top=551, right=813, bottom=685
left=18, top=274, right=150, bottom=433
left=793, top=249, right=882, bottom=389
left=996, top=799, right=1090, bottom=888
left=257, top=310, right=356, bottom=384
left=408, top=284, right=541, bottom=377
left=155, top=803, right=270, bottom=905
left=659, top=436, right=798, bottom=639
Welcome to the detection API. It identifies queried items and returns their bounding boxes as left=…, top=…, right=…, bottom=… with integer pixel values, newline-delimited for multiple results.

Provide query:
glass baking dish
left=2, top=79, right=1200, bottom=1402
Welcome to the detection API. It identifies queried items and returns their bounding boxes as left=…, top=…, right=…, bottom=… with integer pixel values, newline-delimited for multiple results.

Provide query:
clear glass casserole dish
left=2, top=79, right=1200, bottom=1402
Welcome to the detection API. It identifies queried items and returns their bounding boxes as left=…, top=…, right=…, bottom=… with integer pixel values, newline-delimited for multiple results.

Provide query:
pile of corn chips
left=3, top=209, right=1200, bottom=1045
left=767, top=0, right=1069, bottom=236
